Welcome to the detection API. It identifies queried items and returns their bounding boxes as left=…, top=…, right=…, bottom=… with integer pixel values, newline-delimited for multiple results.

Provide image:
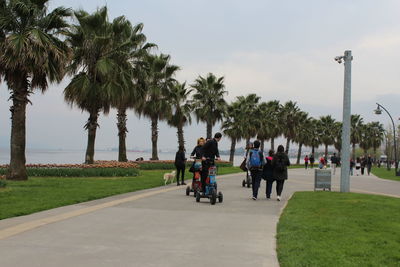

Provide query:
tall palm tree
left=222, top=100, right=245, bottom=163
left=280, top=101, right=301, bottom=153
left=0, top=0, right=71, bottom=180
left=167, top=81, right=192, bottom=150
left=293, top=112, right=311, bottom=164
left=319, top=115, right=337, bottom=157
left=265, top=100, right=281, bottom=151
left=333, top=122, right=343, bottom=155
left=108, top=21, right=155, bottom=162
left=359, top=123, right=372, bottom=155
left=369, top=121, right=384, bottom=156
left=192, top=73, right=227, bottom=139
left=306, top=118, right=322, bottom=156
left=138, top=53, right=179, bottom=160
left=350, top=114, right=364, bottom=160
left=65, top=7, right=130, bottom=164
left=235, top=94, right=260, bottom=145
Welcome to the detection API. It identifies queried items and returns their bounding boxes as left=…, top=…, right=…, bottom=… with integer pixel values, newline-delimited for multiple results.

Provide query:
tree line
left=0, top=1, right=385, bottom=181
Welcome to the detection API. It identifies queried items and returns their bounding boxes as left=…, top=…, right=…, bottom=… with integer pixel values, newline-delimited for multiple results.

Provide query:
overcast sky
left=1, top=0, right=400, bottom=152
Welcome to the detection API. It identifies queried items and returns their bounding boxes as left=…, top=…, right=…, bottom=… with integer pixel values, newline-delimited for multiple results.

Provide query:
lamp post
left=335, top=50, right=352, bottom=192
left=374, top=103, right=398, bottom=174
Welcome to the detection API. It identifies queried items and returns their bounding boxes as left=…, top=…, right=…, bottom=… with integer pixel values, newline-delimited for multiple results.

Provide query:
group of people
left=303, top=153, right=341, bottom=174
left=244, top=141, right=290, bottom=201
left=351, top=155, right=373, bottom=176
left=174, top=133, right=222, bottom=194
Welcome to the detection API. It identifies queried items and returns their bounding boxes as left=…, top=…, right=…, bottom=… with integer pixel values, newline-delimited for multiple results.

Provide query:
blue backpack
left=249, top=149, right=262, bottom=169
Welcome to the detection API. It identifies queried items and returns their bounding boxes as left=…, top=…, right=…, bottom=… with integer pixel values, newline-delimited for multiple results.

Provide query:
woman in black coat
left=263, top=149, right=275, bottom=199
left=175, top=146, right=186, bottom=186
left=271, top=145, right=290, bottom=201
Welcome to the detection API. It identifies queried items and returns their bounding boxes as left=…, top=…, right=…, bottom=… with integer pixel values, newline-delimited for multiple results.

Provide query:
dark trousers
left=276, top=180, right=285, bottom=196
left=361, top=167, right=365, bottom=175
left=175, top=165, right=185, bottom=183
left=250, top=169, right=262, bottom=198
left=367, top=165, right=372, bottom=175
left=305, top=162, right=308, bottom=169
left=266, top=179, right=285, bottom=197
left=201, top=161, right=212, bottom=193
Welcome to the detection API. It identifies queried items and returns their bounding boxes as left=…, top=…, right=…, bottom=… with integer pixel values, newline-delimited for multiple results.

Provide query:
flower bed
left=135, top=160, right=233, bottom=170
left=0, top=161, right=139, bottom=169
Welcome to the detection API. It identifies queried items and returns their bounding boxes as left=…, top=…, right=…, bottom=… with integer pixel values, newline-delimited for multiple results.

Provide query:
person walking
left=304, top=155, right=309, bottom=169
left=366, top=155, right=373, bottom=175
left=319, top=156, right=326, bottom=169
left=246, top=140, right=265, bottom=200
left=330, top=153, right=338, bottom=175
left=310, top=154, right=315, bottom=168
left=355, top=157, right=361, bottom=176
left=272, top=145, right=290, bottom=201
left=201, top=132, right=222, bottom=194
left=360, top=156, right=366, bottom=175
left=350, top=158, right=355, bottom=175
left=263, top=150, right=275, bottom=199
left=174, top=146, right=187, bottom=186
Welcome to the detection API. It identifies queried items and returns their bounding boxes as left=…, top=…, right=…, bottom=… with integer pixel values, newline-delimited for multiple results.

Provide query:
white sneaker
left=252, top=196, right=257, bottom=201
left=277, top=196, right=281, bottom=201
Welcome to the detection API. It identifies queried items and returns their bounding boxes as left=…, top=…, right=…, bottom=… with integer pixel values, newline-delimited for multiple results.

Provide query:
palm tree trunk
left=117, top=107, right=128, bottom=162
left=206, top=121, right=212, bottom=139
left=85, top=110, right=99, bottom=164
left=286, top=138, right=291, bottom=153
left=312, top=146, right=315, bottom=155
left=260, top=139, right=265, bottom=152
left=325, top=144, right=328, bottom=157
left=296, top=143, right=303, bottom=164
left=7, top=86, right=29, bottom=180
left=271, top=138, right=275, bottom=151
left=177, top=122, right=185, bottom=149
left=151, top=116, right=159, bottom=160
left=352, top=143, right=356, bottom=160
left=229, top=139, right=236, bottom=163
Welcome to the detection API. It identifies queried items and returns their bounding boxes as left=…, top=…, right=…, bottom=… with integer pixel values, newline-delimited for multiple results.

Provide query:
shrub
left=137, top=160, right=233, bottom=170
left=0, top=168, right=139, bottom=177
left=0, top=179, right=6, bottom=188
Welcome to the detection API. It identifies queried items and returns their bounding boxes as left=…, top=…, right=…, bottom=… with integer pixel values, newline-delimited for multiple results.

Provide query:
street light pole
left=336, top=50, right=352, bottom=192
left=375, top=103, right=398, bottom=173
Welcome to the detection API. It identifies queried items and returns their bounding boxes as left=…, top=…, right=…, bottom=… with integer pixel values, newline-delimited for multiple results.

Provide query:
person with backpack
left=246, top=140, right=265, bottom=200
left=263, top=149, right=275, bottom=199
left=272, top=145, right=290, bottom=201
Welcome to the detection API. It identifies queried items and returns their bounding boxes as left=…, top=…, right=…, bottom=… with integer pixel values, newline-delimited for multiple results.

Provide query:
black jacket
left=202, top=139, right=220, bottom=160
left=190, top=145, right=203, bottom=159
left=272, top=152, right=290, bottom=180
left=263, top=156, right=274, bottom=181
left=175, top=151, right=186, bottom=167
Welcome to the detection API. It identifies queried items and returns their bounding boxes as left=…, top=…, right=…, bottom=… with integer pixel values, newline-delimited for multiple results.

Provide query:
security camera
left=334, top=56, right=343, bottom=64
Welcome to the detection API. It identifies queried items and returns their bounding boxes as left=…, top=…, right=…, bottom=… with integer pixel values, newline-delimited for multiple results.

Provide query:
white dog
left=163, top=170, right=176, bottom=185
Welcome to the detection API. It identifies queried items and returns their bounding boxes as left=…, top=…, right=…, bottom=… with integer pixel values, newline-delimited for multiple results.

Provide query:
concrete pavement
left=0, top=168, right=399, bottom=267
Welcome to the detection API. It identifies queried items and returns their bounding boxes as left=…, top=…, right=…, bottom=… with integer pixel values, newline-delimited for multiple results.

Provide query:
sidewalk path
left=0, top=168, right=399, bottom=267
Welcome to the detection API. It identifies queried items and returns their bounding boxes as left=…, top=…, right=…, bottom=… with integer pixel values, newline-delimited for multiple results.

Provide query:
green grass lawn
left=0, top=167, right=241, bottom=220
left=372, top=167, right=400, bottom=182
left=277, top=191, right=400, bottom=267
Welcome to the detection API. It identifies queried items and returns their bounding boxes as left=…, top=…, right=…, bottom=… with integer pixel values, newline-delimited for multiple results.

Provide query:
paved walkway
left=0, top=168, right=399, bottom=267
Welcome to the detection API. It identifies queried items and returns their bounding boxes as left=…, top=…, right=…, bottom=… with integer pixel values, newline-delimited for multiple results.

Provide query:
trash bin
left=314, top=169, right=332, bottom=191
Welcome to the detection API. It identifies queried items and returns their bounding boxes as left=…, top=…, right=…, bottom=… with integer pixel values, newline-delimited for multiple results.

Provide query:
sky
left=1, top=0, right=400, bottom=152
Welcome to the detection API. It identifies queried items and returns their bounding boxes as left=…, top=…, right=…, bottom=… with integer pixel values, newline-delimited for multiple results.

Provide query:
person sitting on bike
left=201, top=132, right=222, bottom=194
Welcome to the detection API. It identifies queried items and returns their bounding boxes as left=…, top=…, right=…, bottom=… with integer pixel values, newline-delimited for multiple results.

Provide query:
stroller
left=186, top=160, right=202, bottom=197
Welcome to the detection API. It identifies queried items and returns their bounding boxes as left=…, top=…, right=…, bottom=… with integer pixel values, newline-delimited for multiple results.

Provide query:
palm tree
left=319, top=115, right=337, bottom=157
left=369, top=122, right=384, bottom=156
left=192, top=73, right=227, bottom=139
left=293, top=112, right=311, bottom=164
left=306, top=118, right=322, bottom=156
left=333, top=122, right=343, bottom=155
left=108, top=21, right=155, bottom=162
left=359, top=123, right=372, bottom=155
left=235, top=94, right=261, bottom=145
left=65, top=7, right=131, bottom=164
left=167, top=81, right=193, bottom=150
left=350, top=114, right=364, bottom=160
left=280, top=101, right=301, bottom=153
left=139, top=53, right=179, bottom=160
left=222, top=101, right=244, bottom=163
left=265, top=100, right=281, bottom=151
left=0, top=0, right=71, bottom=180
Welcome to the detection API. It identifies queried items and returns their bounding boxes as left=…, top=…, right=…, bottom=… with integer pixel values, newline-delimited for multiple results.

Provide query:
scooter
left=196, top=161, right=223, bottom=205
left=186, top=159, right=202, bottom=197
